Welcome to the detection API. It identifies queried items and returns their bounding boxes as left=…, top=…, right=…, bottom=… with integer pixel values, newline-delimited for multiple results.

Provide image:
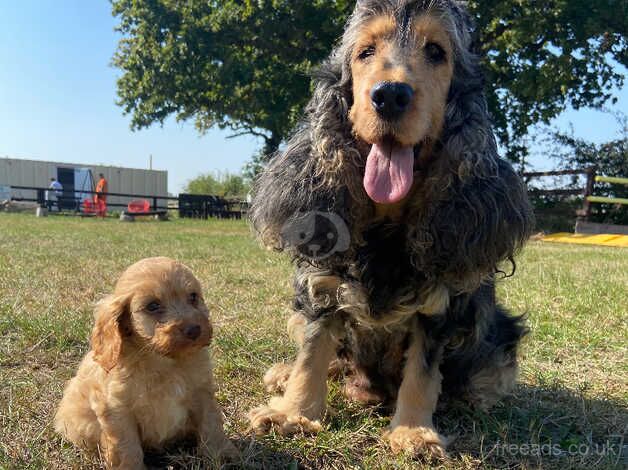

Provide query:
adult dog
left=248, top=0, right=533, bottom=458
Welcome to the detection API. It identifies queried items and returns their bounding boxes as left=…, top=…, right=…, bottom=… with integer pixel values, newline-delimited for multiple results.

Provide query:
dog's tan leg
left=264, top=313, right=343, bottom=394
left=263, top=362, right=294, bottom=393
left=384, top=323, right=446, bottom=459
left=96, top=409, right=145, bottom=470
left=287, top=312, right=307, bottom=346
left=249, top=318, right=340, bottom=435
left=194, top=390, right=239, bottom=462
left=262, top=312, right=306, bottom=393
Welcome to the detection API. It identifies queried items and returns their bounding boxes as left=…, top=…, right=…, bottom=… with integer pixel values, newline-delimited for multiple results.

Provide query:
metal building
left=0, top=157, right=168, bottom=210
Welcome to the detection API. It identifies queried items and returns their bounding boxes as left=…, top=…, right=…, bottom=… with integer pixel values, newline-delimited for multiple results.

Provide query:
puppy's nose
left=183, top=324, right=201, bottom=340
left=370, top=82, right=414, bottom=120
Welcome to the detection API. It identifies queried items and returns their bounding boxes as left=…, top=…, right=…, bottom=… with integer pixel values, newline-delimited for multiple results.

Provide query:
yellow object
left=587, top=196, right=628, bottom=205
left=542, top=232, right=628, bottom=248
left=595, top=175, right=628, bottom=185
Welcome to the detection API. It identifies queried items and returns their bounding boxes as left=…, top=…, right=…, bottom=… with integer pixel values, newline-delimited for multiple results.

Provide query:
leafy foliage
left=184, top=172, right=250, bottom=198
left=470, top=0, right=628, bottom=163
left=112, top=0, right=627, bottom=167
left=112, top=0, right=354, bottom=156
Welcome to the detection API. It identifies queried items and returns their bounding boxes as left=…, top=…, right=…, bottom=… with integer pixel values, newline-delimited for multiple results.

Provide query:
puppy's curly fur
left=54, top=257, right=236, bottom=469
left=249, top=0, right=534, bottom=458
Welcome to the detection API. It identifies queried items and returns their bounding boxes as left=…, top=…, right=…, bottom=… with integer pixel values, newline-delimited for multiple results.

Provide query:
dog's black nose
left=370, top=82, right=414, bottom=120
left=184, top=324, right=201, bottom=340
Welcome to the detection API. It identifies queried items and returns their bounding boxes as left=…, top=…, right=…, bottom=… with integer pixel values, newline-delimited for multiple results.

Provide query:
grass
left=0, top=212, right=626, bottom=469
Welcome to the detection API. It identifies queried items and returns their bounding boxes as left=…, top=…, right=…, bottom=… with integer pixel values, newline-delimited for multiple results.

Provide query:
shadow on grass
left=145, top=436, right=301, bottom=470
left=52, top=383, right=626, bottom=470
left=436, top=383, right=627, bottom=469
left=272, top=381, right=627, bottom=469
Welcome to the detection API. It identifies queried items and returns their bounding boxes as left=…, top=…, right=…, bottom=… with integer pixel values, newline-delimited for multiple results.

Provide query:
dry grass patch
left=0, top=213, right=626, bottom=469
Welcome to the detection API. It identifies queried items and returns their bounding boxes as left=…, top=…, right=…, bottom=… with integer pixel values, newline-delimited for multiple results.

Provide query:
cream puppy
left=55, top=257, right=237, bottom=469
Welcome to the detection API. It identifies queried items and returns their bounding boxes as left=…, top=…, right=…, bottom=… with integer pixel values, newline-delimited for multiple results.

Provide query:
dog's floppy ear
left=409, top=4, right=534, bottom=290
left=91, top=294, right=130, bottom=372
left=441, top=3, right=494, bottom=174
left=249, top=54, right=357, bottom=252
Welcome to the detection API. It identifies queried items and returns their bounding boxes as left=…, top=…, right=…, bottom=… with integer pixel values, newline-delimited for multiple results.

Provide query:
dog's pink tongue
left=363, top=141, right=414, bottom=204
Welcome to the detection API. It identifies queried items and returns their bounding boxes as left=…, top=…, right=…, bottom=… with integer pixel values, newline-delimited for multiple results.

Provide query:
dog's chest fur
left=354, top=222, right=421, bottom=315
left=122, top=352, right=210, bottom=448
left=294, top=221, right=426, bottom=322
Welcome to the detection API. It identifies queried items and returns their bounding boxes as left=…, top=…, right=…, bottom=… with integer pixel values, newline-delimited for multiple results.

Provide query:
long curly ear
left=409, top=4, right=534, bottom=290
left=249, top=53, right=359, bottom=252
left=412, top=158, right=534, bottom=292
left=441, top=4, right=497, bottom=176
left=91, top=294, right=130, bottom=372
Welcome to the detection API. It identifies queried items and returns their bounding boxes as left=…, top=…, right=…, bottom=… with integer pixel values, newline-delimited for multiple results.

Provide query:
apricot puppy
left=55, top=257, right=236, bottom=469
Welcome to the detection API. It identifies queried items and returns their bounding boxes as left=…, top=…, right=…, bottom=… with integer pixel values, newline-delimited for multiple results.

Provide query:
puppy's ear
left=91, top=294, right=130, bottom=372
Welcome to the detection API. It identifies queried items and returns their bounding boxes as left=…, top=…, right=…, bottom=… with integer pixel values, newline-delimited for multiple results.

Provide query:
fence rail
left=595, top=175, right=628, bottom=185
left=524, top=167, right=628, bottom=233
left=4, top=185, right=248, bottom=219
left=523, top=169, right=592, bottom=178
left=587, top=196, right=628, bottom=205
left=523, top=167, right=596, bottom=222
left=9, top=185, right=176, bottom=211
left=5, top=171, right=626, bottom=224
left=526, top=188, right=584, bottom=197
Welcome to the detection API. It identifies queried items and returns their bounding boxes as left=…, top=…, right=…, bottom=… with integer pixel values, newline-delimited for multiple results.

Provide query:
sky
left=1, top=1, right=626, bottom=194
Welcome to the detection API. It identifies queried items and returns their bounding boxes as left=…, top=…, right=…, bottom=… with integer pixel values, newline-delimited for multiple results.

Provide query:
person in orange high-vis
left=94, top=173, right=108, bottom=217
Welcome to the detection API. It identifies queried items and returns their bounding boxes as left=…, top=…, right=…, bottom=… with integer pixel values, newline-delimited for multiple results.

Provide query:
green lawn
left=0, top=213, right=626, bottom=469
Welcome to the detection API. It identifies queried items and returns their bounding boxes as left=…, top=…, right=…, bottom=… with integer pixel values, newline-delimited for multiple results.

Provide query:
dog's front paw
left=263, top=363, right=293, bottom=393
left=384, top=425, right=447, bottom=460
left=248, top=404, right=322, bottom=436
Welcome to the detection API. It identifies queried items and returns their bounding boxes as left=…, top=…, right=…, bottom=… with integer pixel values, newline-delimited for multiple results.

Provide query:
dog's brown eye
left=425, top=42, right=446, bottom=64
left=358, top=45, right=376, bottom=60
left=189, top=292, right=198, bottom=305
left=146, top=301, right=161, bottom=313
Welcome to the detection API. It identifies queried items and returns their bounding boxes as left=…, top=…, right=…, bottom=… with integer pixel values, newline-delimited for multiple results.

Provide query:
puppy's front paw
left=263, top=363, right=293, bottom=394
left=248, top=404, right=322, bottom=436
left=384, top=425, right=447, bottom=460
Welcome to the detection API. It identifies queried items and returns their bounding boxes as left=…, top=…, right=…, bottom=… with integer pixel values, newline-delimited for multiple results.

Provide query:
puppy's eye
left=146, top=301, right=161, bottom=313
left=425, top=42, right=446, bottom=64
left=357, top=45, right=376, bottom=60
left=189, top=292, right=198, bottom=305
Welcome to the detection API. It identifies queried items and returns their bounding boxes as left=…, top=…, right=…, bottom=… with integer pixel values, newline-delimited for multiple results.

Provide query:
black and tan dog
left=249, top=0, right=533, bottom=458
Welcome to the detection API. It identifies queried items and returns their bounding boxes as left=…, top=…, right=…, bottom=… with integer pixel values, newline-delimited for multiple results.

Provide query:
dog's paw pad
left=283, top=414, right=322, bottom=434
left=262, top=363, right=293, bottom=393
left=248, top=405, right=321, bottom=436
left=384, top=425, right=447, bottom=460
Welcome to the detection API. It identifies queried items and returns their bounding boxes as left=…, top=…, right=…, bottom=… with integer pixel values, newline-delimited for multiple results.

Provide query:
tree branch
left=226, top=126, right=271, bottom=141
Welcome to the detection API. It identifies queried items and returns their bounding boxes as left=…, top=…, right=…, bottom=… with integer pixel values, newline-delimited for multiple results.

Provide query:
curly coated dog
left=248, top=0, right=534, bottom=459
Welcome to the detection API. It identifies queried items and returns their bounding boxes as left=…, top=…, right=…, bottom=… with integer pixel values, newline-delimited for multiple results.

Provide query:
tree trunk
left=243, top=130, right=283, bottom=180
left=261, top=131, right=281, bottom=162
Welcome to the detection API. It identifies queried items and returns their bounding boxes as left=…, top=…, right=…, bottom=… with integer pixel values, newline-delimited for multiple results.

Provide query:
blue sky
left=1, top=1, right=625, bottom=193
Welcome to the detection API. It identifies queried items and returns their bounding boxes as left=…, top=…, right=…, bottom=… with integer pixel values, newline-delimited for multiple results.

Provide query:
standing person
left=46, top=177, right=63, bottom=212
left=94, top=173, right=108, bottom=217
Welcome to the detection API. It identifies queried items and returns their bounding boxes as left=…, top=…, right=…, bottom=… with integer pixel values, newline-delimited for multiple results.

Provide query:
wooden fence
left=4, top=185, right=247, bottom=219
left=524, top=168, right=628, bottom=234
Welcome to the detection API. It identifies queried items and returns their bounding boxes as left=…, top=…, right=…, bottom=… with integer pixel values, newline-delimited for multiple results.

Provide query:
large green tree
left=471, top=0, right=627, bottom=161
left=112, top=0, right=627, bottom=167
left=112, top=0, right=353, bottom=158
